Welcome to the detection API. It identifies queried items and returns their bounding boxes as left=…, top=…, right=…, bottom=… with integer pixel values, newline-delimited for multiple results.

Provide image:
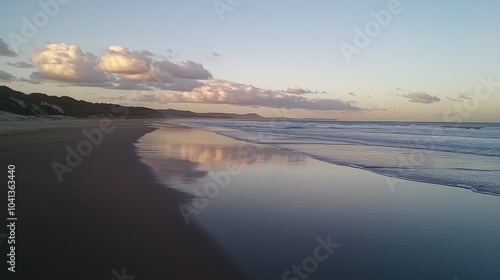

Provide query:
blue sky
left=0, top=0, right=499, bottom=121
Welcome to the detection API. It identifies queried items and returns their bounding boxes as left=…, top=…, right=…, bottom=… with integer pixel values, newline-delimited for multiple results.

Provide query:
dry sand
left=0, top=119, right=246, bottom=279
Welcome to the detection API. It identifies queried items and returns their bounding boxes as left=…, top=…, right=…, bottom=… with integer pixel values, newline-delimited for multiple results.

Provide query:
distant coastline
left=0, top=85, right=266, bottom=120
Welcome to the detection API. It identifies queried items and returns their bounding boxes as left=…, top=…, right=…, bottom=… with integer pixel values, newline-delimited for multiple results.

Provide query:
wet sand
left=136, top=122, right=500, bottom=280
left=0, top=120, right=246, bottom=279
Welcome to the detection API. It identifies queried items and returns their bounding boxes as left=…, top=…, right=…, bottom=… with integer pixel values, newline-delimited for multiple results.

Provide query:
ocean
left=176, top=119, right=500, bottom=196
left=136, top=120, right=500, bottom=279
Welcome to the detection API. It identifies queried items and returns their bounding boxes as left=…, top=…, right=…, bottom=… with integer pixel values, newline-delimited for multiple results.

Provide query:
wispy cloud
left=457, top=93, right=472, bottom=100
left=402, top=92, right=440, bottom=104
left=286, top=86, right=313, bottom=95
left=205, top=51, right=224, bottom=62
left=7, top=61, right=33, bottom=68
left=285, top=87, right=325, bottom=95
left=0, top=70, right=16, bottom=81
left=20, top=77, right=41, bottom=84
left=165, top=48, right=177, bottom=59
left=0, top=39, right=17, bottom=57
left=446, top=93, right=473, bottom=102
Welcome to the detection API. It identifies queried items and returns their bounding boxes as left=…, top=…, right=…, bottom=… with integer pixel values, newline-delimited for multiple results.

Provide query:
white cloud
left=26, top=43, right=361, bottom=111
left=97, top=46, right=211, bottom=81
left=97, top=46, right=152, bottom=74
left=402, top=92, right=440, bottom=104
left=28, top=43, right=211, bottom=90
left=30, top=43, right=112, bottom=87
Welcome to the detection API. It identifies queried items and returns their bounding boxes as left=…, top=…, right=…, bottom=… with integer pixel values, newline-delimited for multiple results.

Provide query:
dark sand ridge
left=0, top=120, right=247, bottom=280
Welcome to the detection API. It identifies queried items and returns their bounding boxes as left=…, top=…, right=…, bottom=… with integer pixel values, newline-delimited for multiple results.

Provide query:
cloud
left=165, top=48, right=177, bottom=59
left=25, top=43, right=359, bottom=111
left=28, top=43, right=211, bottom=91
left=402, top=92, right=440, bottom=104
left=457, top=93, right=472, bottom=100
left=447, top=93, right=473, bottom=102
left=111, top=79, right=154, bottom=91
left=7, top=61, right=33, bottom=68
left=0, top=39, right=17, bottom=57
left=285, top=87, right=326, bottom=95
left=347, top=92, right=356, bottom=96
left=205, top=52, right=223, bottom=61
left=20, top=77, right=41, bottom=84
left=286, top=87, right=312, bottom=95
left=97, top=46, right=211, bottom=84
left=152, top=60, right=212, bottom=80
left=0, top=70, right=16, bottom=81
left=155, top=77, right=204, bottom=91
left=97, top=46, right=152, bottom=75
left=30, top=43, right=112, bottom=87
left=128, top=79, right=361, bottom=111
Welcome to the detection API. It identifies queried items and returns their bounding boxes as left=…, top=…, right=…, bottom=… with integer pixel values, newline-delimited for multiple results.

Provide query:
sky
left=0, top=0, right=499, bottom=121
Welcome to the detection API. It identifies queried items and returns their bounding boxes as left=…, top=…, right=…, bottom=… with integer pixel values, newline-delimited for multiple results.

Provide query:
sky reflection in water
left=136, top=123, right=500, bottom=280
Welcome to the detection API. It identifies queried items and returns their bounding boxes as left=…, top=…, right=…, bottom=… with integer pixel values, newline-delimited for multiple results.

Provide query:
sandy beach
left=0, top=120, right=246, bottom=280
left=1, top=0, right=499, bottom=278
left=1, top=119, right=499, bottom=280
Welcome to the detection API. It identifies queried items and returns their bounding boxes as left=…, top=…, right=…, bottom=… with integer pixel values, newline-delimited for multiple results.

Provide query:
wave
left=176, top=119, right=500, bottom=196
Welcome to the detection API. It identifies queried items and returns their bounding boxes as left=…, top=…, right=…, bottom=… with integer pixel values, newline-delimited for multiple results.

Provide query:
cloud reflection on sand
left=136, top=123, right=305, bottom=187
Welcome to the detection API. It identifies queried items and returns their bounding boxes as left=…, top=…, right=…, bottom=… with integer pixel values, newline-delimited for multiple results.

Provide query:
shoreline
left=142, top=120, right=500, bottom=200
left=0, top=119, right=247, bottom=279
left=138, top=121, right=500, bottom=280
left=173, top=120, right=500, bottom=198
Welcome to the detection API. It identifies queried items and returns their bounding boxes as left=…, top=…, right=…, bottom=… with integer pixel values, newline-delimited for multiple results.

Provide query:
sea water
left=177, top=119, right=500, bottom=196
left=136, top=121, right=500, bottom=279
